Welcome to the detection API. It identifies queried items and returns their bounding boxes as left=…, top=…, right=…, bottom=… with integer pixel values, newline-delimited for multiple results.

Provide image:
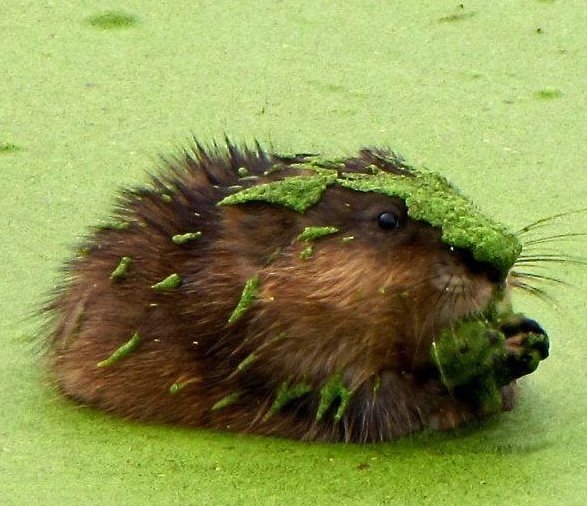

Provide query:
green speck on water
left=535, top=88, right=562, bottom=99
left=0, top=143, right=21, bottom=153
left=87, top=11, right=138, bottom=30
left=438, top=12, right=475, bottom=23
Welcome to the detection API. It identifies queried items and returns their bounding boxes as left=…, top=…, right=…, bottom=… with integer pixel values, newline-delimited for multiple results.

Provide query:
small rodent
left=44, top=141, right=549, bottom=442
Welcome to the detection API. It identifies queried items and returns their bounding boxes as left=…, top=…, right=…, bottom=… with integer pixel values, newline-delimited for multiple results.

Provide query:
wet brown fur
left=44, top=142, right=516, bottom=442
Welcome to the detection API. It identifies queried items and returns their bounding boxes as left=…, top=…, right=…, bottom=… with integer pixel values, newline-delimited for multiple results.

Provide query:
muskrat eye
left=377, top=211, right=400, bottom=230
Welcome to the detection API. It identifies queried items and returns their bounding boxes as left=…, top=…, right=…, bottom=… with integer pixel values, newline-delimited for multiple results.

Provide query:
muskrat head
left=216, top=150, right=519, bottom=388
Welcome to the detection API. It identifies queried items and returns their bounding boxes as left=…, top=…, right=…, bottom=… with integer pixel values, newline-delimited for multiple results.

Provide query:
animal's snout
left=450, top=247, right=506, bottom=285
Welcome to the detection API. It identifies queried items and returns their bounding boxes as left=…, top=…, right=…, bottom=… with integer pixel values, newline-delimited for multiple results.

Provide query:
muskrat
left=43, top=141, right=550, bottom=442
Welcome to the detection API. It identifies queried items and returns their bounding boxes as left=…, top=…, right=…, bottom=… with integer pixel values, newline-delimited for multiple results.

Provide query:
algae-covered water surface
left=1, top=1, right=585, bottom=504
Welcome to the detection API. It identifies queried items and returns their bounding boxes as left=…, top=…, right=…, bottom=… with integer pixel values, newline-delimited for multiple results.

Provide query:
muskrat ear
left=220, top=204, right=298, bottom=267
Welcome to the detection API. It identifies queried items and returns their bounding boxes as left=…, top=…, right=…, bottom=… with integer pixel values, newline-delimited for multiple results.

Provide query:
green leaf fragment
left=228, top=275, right=260, bottom=324
left=264, top=381, right=312, bottom=420
left=151, top=273, right=182, bottom=291
left=172, top=232, right=202, bottom=244
left=218, top=169, right=338, bottom=213
left=211, top=392, right=241, bottom=411
left=96, top=332, right=141, bottom=368
left=316, top=374, right=352, bottom=422
left=297, top=226, right=339, bottom=242
left=110, top=256, right=132, bottom=280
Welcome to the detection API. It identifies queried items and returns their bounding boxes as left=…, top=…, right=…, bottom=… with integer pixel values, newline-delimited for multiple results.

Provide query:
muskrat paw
left=498, top=315, right=549, bottom=380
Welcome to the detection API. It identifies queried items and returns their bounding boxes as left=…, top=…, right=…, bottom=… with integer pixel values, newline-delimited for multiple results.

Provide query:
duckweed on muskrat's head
left=219, top=152, right=522, bottom=276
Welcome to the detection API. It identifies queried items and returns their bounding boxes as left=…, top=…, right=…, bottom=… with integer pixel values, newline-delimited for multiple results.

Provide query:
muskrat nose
left=451, top=247, right=506, bottom=285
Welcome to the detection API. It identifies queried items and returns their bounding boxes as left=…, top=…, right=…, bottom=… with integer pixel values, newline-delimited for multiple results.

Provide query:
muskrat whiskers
left=523, top=232, right=587, bottom=247
left=410, top=277, right=453, bottom=369
left=510, top=278, right=560, bottom=308
left=515, top=254, right=587, bottom=267
left=511, top=271, right=573, bottom=287
left=510, top=271, right=569, bottom=286
left=516, top=208, right=587, bottom=236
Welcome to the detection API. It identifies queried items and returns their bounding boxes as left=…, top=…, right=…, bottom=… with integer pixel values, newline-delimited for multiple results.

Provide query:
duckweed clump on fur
left=96, top=332, right=141, bottom=368
left=236, top=353, right=258, bottom=373
left=110, top=256, right=132, bottom=280
left=169, top=377, right=198, bottom=394
left=264, top=381, right=312, bottom=420
left=218, top=169, right=338, bottom=212
left=297, top=226, right=339, bottom=242
left=228, top=275, right=260, bottom=324
left=151, top=273, right=182, bottom=291
left=172, top=232, right=202, bottom=244
left=316, top=374, right=352, bottom=422
left=431, top=318, right=548, bottom=413
left=211, top=392, right=241, bottom=411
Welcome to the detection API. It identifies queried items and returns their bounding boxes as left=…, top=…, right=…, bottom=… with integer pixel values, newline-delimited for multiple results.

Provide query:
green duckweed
left=228, top=275, right=260, bottom=324
left=151, top=273, right=182, bottom=291
left=110, top=256, right=132, bottom=280
left=96, top=332, right=141, bottom=368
